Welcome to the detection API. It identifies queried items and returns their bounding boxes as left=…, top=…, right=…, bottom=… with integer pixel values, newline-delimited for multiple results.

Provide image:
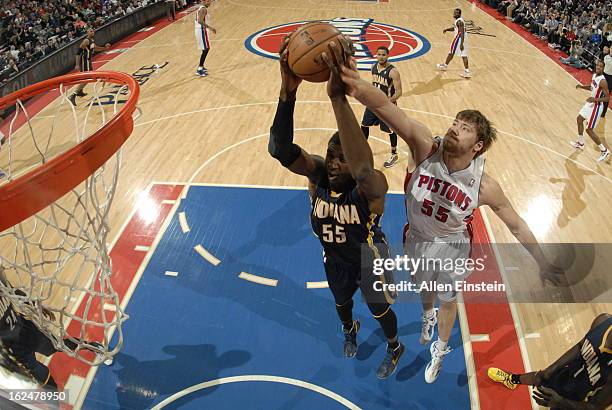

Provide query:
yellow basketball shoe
left=487, top=367, right=518, bottom=390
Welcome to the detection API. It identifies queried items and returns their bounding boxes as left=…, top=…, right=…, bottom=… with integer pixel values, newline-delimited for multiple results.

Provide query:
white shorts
left=579, top=102, right=604, bottom=129
left=195, top=27, right=210, bottom=51
left=450, top=34, right=468, bottom=57
left=404, top=229, right=472, bottom=302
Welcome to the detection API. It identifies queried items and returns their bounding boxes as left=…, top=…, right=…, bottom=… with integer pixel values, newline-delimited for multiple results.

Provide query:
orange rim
left=0, top=71, right=140, bottom=232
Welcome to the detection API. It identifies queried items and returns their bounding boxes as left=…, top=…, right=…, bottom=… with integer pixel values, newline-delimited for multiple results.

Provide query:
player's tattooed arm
left=322, top=43, right=388, bottom=213
left=479, top=173, right=566, bottom=286
left=330, top=37, right=434, bottom=164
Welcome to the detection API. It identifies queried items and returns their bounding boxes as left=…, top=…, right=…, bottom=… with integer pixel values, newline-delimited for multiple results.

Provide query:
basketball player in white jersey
left=437, top=8, right=471, bottom=78
left=327, top=37, right=564, bottom=383
left=195, top=0, right=217, bottom=77
left=570, top=60, right=610, bottom=162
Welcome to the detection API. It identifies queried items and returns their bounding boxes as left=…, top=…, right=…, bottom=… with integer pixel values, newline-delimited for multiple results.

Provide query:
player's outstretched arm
left=478, top=173, right=566, bottom=286
left=331, top=38, right=434, bottom=164
left=322, top=44, right=387, bottom=213
left=268, top=35, right=325, bottom=183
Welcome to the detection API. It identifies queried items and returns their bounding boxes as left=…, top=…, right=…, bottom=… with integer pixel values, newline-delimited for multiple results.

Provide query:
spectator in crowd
left=480, top=0, right=612, bottom=72
left=560, top=40, right=585, bottom=68
left=603, top=46, right=612, bottom=117
left=0, top=0, right=194, bottom=83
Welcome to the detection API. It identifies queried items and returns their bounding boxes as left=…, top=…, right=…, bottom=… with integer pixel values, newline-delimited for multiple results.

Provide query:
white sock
left=424, top=308, right=435, bottom=318
left=599, top=144, right=607, bottom=151
left=577, top=135, right=585, bottom=144
left=197, top=66, right=203, bottom=70
left=465, top=68, right=470, bottom=72
left=437, top=338, right=448, bottom=351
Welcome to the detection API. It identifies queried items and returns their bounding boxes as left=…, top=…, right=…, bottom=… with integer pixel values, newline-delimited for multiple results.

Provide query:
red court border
left=48, top=183, right=185, bottom=409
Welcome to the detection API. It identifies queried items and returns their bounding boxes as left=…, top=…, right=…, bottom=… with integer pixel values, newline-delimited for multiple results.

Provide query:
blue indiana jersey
left=559, top=316, right=611, bottom=402
left=0, top=293, right=23, bottom=338
left=310, top=178, right=390, bottom=266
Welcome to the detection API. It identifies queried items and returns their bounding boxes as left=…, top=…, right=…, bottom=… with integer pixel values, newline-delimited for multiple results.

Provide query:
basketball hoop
left=0, top=71, right=140, bottom=366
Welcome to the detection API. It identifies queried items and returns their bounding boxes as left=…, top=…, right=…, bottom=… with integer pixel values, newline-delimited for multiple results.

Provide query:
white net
left=0, top=76, right=137, bottom=366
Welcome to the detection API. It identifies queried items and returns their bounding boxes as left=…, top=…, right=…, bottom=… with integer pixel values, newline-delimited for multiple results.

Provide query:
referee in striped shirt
left=69, top=29, right=110, bottom=106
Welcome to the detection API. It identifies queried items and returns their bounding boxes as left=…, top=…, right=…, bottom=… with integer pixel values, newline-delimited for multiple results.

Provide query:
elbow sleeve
left=268, top=99, right=301, bottom=167
left=268, top=130, right=301, bottom=167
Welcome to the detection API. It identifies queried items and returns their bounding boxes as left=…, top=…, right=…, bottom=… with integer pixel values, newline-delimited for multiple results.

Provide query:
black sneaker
left=343, top=320, right=360, bottom=358
left=68, top=93, right=77, bottom=106
left=376, top=342, right=405, bottom=379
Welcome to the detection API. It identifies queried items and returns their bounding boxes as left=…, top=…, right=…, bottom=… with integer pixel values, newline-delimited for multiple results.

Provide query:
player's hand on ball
left=539, top=263, right=566, bottom=286
left=278, top=34, right=302, bottom=95
left=321, top=44, right=345, bottom=99
left=331, top=36, right=362, bottom=98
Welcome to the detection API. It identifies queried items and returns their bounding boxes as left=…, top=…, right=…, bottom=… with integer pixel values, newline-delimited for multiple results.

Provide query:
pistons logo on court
left=245, top=18, right=431, bottom=70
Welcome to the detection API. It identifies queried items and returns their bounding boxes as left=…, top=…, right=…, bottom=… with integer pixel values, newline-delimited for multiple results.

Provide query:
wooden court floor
left=1, top=0, right=610, bottom=406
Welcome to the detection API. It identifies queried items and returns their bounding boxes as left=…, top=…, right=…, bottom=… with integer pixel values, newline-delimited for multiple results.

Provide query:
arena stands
left=479, top=0, right=612, bottom=71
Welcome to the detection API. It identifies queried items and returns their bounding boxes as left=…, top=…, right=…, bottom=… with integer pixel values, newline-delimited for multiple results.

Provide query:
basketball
left=287, top=22, right=344, bottom=83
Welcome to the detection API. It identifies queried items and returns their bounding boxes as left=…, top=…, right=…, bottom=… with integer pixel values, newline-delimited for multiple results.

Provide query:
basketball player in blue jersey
left=361, top=46, right=403, bottom=168
left=195, top=0, right=217, bottom=77
left=268, top=36, right=404, bottom=379
left=489, top=313, right=611, bottom=410
left=328, top=37, right=564, bottom=384
left=437, top=8, right=471, bottom=78
left=0, top=267, right=110, bottom=390
left=69, top=28, right=111, bottom=106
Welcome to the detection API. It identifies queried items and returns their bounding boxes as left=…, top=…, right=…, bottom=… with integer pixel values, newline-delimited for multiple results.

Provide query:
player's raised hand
left=321, top=45, right=345, bottom=99
left=278, top=33, right=302, bottom=96
left=324, top=37, right=362, bottom=98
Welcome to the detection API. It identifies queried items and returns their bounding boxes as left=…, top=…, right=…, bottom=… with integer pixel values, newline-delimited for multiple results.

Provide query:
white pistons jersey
left=590, top=73, right=606, bottom=99
left=454, top=17, right=466, bottom=39
left=404, top=137, right=485, bottom=240
left=195, top=6, right=211, bottom=50
left=195, top=6, right=211, bottom=30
